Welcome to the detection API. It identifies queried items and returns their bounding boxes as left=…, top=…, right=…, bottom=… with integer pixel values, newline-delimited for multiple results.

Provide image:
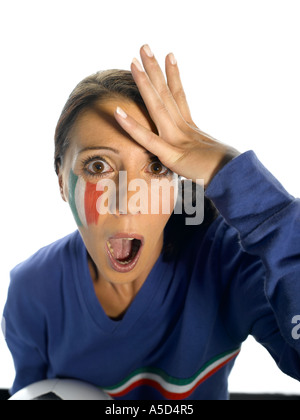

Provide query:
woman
left=3, top=45, right=300, bottom=400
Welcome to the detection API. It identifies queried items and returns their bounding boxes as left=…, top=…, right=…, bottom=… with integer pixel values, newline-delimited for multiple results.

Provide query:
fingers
left=114, top=106, right=180, bottom=169
left=139, top=46, right=183, bottom=126
left=165, top=53, right=195, bottom=126
left=131, top=58, right=175, bottom=139
left=114, top=45, right=196, bottom=162
left=138, top=45, right=195, bottom=128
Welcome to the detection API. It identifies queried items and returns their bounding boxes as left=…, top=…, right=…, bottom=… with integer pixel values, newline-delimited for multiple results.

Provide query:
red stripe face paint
left=84, top=180, right=103, bottom=225
left=69, top=170, right=104, bottom=227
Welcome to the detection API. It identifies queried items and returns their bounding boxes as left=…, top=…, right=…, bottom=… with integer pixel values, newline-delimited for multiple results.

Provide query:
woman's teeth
left=107, top=240, right=114, bottom=256
left=107, top=239, right=134, bottom=256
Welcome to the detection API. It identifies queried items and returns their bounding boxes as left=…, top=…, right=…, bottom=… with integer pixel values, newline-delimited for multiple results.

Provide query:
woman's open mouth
left=106, top=234, right=144, bottom=273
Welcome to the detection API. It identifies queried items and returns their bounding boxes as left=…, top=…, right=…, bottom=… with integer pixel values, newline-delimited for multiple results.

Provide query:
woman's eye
left=147, top=161, right=169, bottom=176
left=86, top=160, right=112, bottom=175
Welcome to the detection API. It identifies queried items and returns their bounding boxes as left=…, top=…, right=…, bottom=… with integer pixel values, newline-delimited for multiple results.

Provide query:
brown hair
left=54, top=69, right=147, bottom=174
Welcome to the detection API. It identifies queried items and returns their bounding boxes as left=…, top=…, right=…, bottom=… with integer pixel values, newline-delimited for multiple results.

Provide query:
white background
left=0, top=0, right=300, bottom=395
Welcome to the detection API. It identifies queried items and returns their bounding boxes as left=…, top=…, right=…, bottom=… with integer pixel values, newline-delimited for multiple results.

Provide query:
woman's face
left=59, top=98, right=178, bottom=286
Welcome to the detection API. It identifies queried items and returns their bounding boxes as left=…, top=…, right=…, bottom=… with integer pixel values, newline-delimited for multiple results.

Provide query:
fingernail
left=169, top=53, right=177, bottom=65
left=143, top=44, right=154, bottom=58
left=116, top=107, right=127, bottom=119
left=132, top=58, right=144, bottom=72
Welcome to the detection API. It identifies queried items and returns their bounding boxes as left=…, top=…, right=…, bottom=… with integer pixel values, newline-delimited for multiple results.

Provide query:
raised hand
left=114, top=45, right=240, bottom=187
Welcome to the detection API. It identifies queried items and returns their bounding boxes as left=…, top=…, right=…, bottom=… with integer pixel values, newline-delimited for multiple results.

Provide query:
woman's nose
left=116, top=170, right=146, bottom=216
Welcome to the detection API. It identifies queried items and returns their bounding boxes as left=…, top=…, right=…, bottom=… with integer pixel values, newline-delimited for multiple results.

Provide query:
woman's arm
left=115, top=45, right=300, bottom=380
left=206, top=150, right=300, bottom=381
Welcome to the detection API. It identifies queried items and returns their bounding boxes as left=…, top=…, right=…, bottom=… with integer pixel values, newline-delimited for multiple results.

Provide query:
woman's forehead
left=65, top=100, right=156, bottom=163
left=70, top=99, right=154, bottom=149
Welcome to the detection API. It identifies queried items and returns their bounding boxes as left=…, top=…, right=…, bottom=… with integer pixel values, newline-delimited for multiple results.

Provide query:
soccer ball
left=9, top=379, right=112, bottom=400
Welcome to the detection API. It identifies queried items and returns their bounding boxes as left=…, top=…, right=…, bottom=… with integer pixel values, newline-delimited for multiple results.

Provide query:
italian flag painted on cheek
left=69, top=169, right=103, bottom=227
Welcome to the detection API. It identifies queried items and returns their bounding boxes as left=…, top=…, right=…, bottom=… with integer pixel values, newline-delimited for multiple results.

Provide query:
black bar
left=2, top=389, right=299, bottom=403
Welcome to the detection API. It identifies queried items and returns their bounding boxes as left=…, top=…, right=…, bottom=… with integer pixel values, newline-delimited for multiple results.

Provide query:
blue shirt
left=3, top=151, right=300, bottom=399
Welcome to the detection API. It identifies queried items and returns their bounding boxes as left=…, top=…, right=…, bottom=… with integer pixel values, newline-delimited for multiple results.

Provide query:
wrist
left=207, top=147, right=240, bottom=187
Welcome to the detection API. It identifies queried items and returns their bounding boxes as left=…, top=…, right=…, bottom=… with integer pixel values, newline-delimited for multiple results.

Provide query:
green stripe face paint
left=69, top=169, right=83, bottom=227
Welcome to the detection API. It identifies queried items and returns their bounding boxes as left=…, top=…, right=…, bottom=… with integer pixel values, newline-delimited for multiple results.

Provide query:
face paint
left=68, top=169, right=104, bottom=227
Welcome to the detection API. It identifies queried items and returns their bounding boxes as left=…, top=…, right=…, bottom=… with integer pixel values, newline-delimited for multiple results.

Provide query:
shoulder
left=202, top=214, right=261, bottom=273
left=9, top=231, right=81, bottom=299
left=194, top=214, right=241, bottom=262
left=179, top=212, right=261, bottom=286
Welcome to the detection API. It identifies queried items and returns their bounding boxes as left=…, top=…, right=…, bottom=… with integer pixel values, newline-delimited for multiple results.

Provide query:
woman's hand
left=114, top=45, right=240, bottom=187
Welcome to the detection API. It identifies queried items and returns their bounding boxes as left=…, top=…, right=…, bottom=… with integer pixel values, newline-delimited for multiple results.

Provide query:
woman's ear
left=58, top=169, right=68, bottom=203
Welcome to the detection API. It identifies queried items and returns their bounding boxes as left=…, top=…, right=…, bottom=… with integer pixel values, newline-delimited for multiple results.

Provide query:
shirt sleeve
left=2, top=268, right=48, bottom=395
left=206, top=150, right=300, bottom=382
